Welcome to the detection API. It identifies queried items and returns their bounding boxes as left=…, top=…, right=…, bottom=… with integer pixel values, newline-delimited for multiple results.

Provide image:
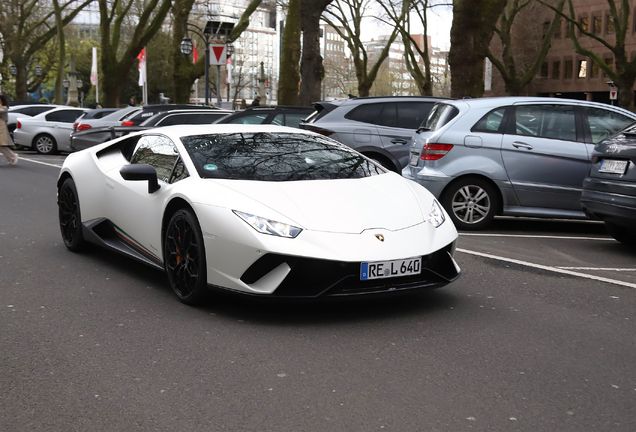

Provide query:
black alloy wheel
left=442, top=177, right=499, bottom=231
left=58, top=178, right=85, bottom=251
left=164, top=209, right=208, bottom=304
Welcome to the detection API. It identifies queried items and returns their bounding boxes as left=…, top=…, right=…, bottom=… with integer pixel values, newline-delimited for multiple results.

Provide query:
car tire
left=604, top=221, right=636, bottom=245
left=442, top=177, right=499, bottom=231
left=34, top=134, right=57, bottom=155
left=164, top=208, right=208, bottom=305
left=58, top=178, right=86, bottom=251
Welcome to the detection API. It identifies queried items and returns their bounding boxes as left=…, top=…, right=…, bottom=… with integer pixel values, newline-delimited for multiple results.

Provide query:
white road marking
left=457, top=248, right=636, bottom=289
left=17, top=157, right=63, bottom=168
left=459, top=233, right=612, bottom=241
left=556, top=267, right=636, bottom=272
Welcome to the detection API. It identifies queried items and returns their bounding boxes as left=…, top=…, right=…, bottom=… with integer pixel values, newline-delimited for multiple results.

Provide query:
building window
left=554, top=18, right=562, bottom=38
left=565, top=60, right=573, bottom=79
left=580, top=17, right=589, bottom=34
left=591, top=61, right=600, bottom=78
left=606, top=14, right=615, bottom=34
left=578, top=60, right=587, bottom=78
left=593, top=16, right=602, bottom=34
left=604, top=57, right=614, bottom=77
left=540, top=62, right=548, bottom=78
left=552, top=61, right=561, bottom=79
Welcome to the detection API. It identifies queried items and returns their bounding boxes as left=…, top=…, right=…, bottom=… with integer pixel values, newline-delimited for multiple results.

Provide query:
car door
left=104, top=134, right=188, bottom=261
left=501, top=104, right=587, bottom=210
left=376, top=102, right=435, bottom=170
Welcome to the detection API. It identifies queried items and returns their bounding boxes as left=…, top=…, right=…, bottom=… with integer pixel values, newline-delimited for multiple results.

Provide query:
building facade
left=485, top=0, right=636, bottom=105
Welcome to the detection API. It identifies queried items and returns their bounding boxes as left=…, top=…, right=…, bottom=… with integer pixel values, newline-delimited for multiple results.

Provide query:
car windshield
left=180, top=132, right=385, bottom=181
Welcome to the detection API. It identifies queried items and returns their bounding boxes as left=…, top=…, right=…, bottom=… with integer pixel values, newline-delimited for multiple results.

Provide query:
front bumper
left=213, top=240, right=460, bottom=298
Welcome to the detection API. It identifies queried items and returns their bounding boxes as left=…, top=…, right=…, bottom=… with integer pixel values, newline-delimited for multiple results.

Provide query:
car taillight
left=73, top=122, right=78, bottom=130
left=420, top=143, right=453, bottom=161
left=121, top=121, right=134, bottom=126
left=17, top=121, right=21, bottom=129
left=77, top=124, right=92, bottom=131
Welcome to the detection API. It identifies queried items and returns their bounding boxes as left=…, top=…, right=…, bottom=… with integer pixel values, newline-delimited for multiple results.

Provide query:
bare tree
left=172, top=0, right=265, bottom=104
left=0, top=0, right=92, bottom=100
left=541, top=0, right=635, bottom=111
left=449, top=0, right=508, bottom=98
left=298, top=0, right=333, bottom=105
left=323, top=0, right=404, bottom=97
left=487, top=0, right=565, bottom=96
left=277, top=0, right=301, bottom=105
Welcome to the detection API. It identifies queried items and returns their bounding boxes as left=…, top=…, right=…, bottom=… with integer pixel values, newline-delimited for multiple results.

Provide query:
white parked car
left=7, top=104, right=57, bottom=140
left=57, top=124, right=460, bottom=304
left=14, top=106, right=89, bottom=154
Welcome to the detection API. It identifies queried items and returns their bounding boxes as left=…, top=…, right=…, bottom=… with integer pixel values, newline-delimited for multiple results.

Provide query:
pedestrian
left=129, top=97, right=135, bottom=107
left=0, top=94, right=18, bottom=166
left=251, top=96, right=261, bottom=107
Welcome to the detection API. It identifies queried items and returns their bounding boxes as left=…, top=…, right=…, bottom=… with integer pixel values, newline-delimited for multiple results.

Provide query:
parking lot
left=2, top=150, right=635, bottom=431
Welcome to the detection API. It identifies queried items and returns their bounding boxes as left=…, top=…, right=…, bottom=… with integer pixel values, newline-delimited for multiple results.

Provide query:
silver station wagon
left=403, top=97, right=636, bottom=230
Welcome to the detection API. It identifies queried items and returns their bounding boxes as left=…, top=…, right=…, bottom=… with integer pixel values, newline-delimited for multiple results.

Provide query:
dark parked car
left=215, top=106, right=315, bottom=128
left=300, top=96, right=445, bottom=172
left=581, top=124, right=636, bottom=245
left=70, top=105, right=229, bottom=151
left=138, top=109, right=231, bottom=127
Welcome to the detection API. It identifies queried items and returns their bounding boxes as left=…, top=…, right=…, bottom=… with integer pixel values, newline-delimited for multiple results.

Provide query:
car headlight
left=233, top=210, right=302, bottom=238
left=427, top=200, right=445, bottom=228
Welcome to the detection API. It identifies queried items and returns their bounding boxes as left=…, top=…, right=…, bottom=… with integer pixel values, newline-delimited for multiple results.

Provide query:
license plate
left=410, top=153, right=419, bottom=166
left=361, top=257, right=422, bottom=280
left=600, top=159, right=628, bottom=174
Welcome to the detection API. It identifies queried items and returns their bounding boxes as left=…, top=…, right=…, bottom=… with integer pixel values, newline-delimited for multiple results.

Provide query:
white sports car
left=57, top=125, right=460, bottom=303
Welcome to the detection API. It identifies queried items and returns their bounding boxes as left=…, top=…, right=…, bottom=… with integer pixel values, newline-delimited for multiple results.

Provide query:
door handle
left=512, top=141, right=533, bottom=150
left=391, top=138, right=408, bottom=145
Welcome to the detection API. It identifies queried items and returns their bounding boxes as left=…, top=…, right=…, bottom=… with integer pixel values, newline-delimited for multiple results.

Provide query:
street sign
left=610, top=90, right=618, bottom=100
left=210, top=44, right=227, bottom=66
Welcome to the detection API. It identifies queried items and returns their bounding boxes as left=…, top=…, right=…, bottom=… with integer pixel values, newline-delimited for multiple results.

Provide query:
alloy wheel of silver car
left=35, top=134, right=56, bottom=155
left=442, top=178, right=498, bottom=230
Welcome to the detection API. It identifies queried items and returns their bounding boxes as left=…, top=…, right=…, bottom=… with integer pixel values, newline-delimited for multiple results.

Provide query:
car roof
left=140, top=124, right=312, bottom=139
left=438, top=96, right=636, bottom=117
left=9, top=104, right=58, bottom=111
left=31, top=106, right=88, bottom=117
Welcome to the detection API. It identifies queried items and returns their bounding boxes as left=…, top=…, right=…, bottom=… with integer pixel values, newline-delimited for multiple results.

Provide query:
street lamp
left=76, top=78, right=83, bottom=88
left=180, top=35, right=194, bottom=56
left=9, top=64, right=17, bottom=76
left=63, top=79, right=70, bottom=88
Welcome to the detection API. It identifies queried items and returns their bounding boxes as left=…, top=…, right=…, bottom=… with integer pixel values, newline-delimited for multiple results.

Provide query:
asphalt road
left=1, top=152, right=635, bottom=431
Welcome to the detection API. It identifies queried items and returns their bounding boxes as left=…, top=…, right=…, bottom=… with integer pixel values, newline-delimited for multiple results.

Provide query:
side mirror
left=120, top=164, right=160, bottom=194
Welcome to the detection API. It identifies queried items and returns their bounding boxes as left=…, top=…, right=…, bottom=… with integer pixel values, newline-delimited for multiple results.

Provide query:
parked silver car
left=403, top=97, right=636, bottom=230
left=13, top=107, right=89, bottom=154
left=300, top=96, right=444, bottom=172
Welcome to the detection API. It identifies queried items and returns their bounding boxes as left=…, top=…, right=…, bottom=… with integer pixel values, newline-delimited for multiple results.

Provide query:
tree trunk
left=278, top=0, right=301, bottom=105
left=449, top=0, right=507, bottom=98
left=53, top=0, right=65, bottom=105
left=618, top=77, right=635, bottom=112
left=299, top=0, right=332, bottom=106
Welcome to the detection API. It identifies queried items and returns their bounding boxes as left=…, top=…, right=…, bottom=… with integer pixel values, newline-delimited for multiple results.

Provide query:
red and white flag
left=137, top=47, right=146, bottom=87
left=193, top=40, right=198, bottom=64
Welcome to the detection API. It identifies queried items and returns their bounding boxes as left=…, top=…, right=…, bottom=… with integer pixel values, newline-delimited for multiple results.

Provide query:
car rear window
left=424, top=104, right=460, bottom=131
left=180, top=132, right=385, bottom=181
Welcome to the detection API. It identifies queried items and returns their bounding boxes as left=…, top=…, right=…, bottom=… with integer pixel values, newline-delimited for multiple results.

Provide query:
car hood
left=213, top=173, right=426, bottom=234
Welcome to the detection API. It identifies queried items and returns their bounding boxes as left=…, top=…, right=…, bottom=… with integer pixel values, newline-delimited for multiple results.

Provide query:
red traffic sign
left=210, top=44, right=227, bottom=66
left=610, top=90, right=618, bottom=100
